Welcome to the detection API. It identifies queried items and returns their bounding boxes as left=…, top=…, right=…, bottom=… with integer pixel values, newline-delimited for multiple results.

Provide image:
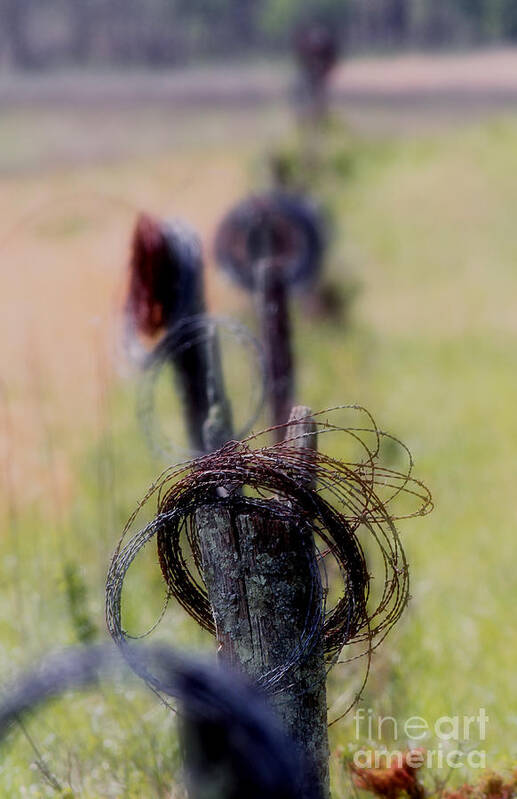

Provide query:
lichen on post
left=194, top=406, right=329, bottom=799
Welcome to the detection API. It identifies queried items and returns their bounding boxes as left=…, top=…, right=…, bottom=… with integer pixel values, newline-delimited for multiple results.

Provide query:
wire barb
left=106, top=406, right=432, bottom=709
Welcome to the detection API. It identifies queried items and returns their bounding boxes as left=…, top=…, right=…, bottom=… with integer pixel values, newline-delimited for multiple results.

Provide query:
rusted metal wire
left=214, top=192, right=324, bottom=432
left=124, top=213, right=212, bottom=453
left=126, top=212, right=204, bottom=341
left=106, top=406, right=432, bottom=705
left=214, top=192, right=324, bottom=291
left=124, top=212, right=267, bottom=456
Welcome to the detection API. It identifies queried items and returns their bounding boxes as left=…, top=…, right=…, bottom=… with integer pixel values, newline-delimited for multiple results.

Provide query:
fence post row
left=149, top=222, right=329, bottom=797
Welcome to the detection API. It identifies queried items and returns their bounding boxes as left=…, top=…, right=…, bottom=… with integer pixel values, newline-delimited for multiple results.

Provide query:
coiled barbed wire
left=214, top=192, right=325, bottom=291
left=106, top=406, right=432, bottom=707
left=123, top=213, right=207, bottom=373
left=107, top=500, right=326, bottom=695
left=123, top=214, right=268, bottom=458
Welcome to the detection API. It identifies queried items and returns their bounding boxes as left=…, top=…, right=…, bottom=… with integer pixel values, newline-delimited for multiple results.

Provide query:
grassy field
left=0, top=78, right=516, bottom=795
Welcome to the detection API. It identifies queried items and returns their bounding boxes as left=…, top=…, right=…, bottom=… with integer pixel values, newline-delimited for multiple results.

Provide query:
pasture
left=0, top=57, right=516, bottom=796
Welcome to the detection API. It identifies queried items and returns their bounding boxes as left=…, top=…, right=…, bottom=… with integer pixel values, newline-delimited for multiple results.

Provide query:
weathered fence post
left=293, top=21, right=340, bottom=133
left=127, top=213, right=232, bottom=453
left=214, top=194, right=323, bottom=432
left=161, top=262, right=211, bottom=454
left=194, top=405, right=329, bottom=799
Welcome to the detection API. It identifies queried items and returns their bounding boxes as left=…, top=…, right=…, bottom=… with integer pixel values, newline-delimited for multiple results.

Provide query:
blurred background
left=1, top=1, right=516, bottom=796
left=4, top=0, right=517, bottom=68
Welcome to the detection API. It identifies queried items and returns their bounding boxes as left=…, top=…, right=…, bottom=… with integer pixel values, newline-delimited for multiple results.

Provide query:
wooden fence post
left=194, top=406, right=329, bottom=799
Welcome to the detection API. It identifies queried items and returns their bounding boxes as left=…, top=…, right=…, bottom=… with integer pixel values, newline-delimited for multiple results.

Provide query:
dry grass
left=0, top=145, right=252, bottom=503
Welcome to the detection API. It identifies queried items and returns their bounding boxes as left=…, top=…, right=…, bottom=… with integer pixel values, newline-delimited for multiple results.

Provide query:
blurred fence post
left=255, top=259, right=294, bottom=439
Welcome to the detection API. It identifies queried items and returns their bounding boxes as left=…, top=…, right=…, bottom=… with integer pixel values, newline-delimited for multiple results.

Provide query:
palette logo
left=352, top=708, right=488, bottom=769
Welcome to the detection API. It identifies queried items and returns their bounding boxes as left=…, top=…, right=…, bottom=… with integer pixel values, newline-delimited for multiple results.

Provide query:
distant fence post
left=255, top=259, right=294, bottom=438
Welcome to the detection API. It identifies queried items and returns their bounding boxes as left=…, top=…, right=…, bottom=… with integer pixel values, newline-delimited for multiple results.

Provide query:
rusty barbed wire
left=125, top=212, right=204, bottom=340
left=214, top=191, right=325, bottom=291
left=123, top=213, right=206, bottom=370
left=106, top=406, right=432, bottom=706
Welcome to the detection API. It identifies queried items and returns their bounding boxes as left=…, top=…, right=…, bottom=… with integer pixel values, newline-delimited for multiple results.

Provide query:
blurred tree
left=262, top=0, right=346, bottom=32
left=384, top=0, right=410, bottom=46
left=175, top=0, right=235, bottom=56
left=1, top=0, right=35, bottom=68
left=2, top=0, right=517, bottom=70
left=233, top=0, right=261, bottom=48
left=501, top=0, right=517, bottom=39
left=70, top=0, right=93, bottom=61
left=456, top=0, right=505, bottom=40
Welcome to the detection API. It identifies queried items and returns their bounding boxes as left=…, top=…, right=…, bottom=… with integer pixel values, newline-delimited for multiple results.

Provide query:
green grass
left=2, top=113, right=517, bottom=795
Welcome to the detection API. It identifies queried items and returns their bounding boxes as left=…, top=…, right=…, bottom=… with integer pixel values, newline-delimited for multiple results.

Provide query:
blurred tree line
left=2, top=0, right=517, bottom=70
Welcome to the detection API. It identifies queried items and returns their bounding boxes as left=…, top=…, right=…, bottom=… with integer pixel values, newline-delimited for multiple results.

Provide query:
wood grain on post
left=283, top=403, right=318, bottom=488
left=194, top=406, right=329, bottom=799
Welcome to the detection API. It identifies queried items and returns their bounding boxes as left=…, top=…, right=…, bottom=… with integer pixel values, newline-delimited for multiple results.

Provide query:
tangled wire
left=106, top=406, right=432, bottom=712
left=214, top=191, right=324, bottom=291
